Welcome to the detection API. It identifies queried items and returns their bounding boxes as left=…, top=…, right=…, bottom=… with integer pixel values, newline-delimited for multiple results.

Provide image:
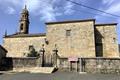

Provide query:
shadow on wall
left=0, top=57, right=38, bottom=71
left=95, top=28, right=104, bottom=57
left=0, top=57, right=13, bottom=71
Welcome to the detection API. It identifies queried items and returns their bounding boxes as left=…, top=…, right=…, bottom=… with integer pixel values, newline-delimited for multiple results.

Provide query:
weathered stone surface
left=95, top=25, right=119, bottom=57
left=3, top=36, right=45, bottom=57
left=58, top=58, right=120, bottom=74
left=3, top=57, right=38, bottom=68
left=3, top=20, right=119, bottom=58
left=46, top=21, right=96, bottom=58
left=84, top=58, right=120, bottom=74
left=2, top=6, right=120, bottom=74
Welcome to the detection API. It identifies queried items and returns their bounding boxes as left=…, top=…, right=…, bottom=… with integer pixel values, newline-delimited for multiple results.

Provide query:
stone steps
left=29, top=67, right=55, bottom=73
left=13, top=67, right=55, bottom=73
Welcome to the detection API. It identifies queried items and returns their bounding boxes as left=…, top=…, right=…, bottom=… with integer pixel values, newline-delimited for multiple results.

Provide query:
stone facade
left=46, top=20, right=96, bottom=58
left=3, top=57, right=38, bottom=68
left=95, top=24, right=119, bottom=57
left=58, top=57, right=120, bottom=74
left=1, top=6, right=120, bottom=74
left=2, top=6, right=119, bottom=58
left=3, top=20, right=119, bottom=58
left=3, top=35, right=46, bottom=57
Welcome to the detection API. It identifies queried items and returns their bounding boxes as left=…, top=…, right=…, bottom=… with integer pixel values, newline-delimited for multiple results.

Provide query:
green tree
left=27, top=46, right=39, bottom=57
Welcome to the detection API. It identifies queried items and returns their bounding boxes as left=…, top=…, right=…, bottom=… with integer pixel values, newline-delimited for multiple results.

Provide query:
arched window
left=20, top=24, right=23, bottom=30
left=22, top=15, right=24, bottom=18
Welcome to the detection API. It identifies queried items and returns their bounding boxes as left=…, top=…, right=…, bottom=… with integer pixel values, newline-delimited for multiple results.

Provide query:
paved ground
left=0, top=71, right=120, bottom=80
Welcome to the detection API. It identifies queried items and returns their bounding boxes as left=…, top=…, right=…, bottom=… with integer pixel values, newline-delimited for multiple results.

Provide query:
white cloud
left=105, top=3, right=120, bottom=14
left=95, top=0, right=120, bottom=22
left=6, top=7, right=15, bottom=14
left=0, top=0, right=76, bottom=21
left=25, top=0, right=41, bottom=12
left=64, top=2, right=74, bottom=15
left=24, top=0, right=76, bottom=21
left=26, top=0, right=58, bottom=21
left=25, top=0, right=63, bottom=21
left=94, top=0, right=120, bottom=43
left=40, top=6, right=56, bottom=21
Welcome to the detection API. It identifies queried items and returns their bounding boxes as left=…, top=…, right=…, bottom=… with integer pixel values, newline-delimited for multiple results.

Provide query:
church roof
left=4, top=33, right=46, bottom=38
left=45, top=19, right=95, bottom=24
left=46, top=19, right=117, bottom=27
left=95, top=23, right=117, bottom=26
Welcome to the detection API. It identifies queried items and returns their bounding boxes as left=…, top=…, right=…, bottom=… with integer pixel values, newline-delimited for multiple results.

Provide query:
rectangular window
left=66, top=30, right=71, bottom=37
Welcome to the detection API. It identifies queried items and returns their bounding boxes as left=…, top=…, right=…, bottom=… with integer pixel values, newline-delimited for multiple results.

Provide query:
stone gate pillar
left=52, top=44, right=58, bottom=68
left=39, top=44, right=45, bottom=67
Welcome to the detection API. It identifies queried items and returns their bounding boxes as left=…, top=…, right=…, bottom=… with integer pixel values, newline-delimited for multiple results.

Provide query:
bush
left=27, top=46, right=39, bottom=57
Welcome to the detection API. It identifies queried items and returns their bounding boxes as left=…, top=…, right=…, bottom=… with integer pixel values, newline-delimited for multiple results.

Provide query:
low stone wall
left=58, top=58, right=69, bottom=71
left=83, top=58, right=120, bottom=74
left=2, top=57, right=120, bottom=74
left=2, top=57, right=38, bottom=69
left=58, top=57, right=120, bottom=74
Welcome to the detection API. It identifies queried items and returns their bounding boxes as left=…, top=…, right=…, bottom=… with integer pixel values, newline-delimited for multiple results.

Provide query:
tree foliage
left=27, top=46, right=39, bottom=57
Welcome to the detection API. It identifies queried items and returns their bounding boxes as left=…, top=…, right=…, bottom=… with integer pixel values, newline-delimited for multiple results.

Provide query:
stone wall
left=95, top=24, right=119, bottom=57
left=46, top=20, right=96, bottom=58
left=58, top=58, right=69, bottom=70
left=3, top=36, right=46, bottom=57
left=58, top=57, right=120, bottom=74
left=83, top=58, right=120, bottom=74
left=2, top=57, right=38, bottom=68
left=3, top=20, right=119, bottom=58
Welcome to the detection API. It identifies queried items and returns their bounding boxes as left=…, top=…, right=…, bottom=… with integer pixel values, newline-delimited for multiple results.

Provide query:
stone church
left=3, top=6, right=119, bottom=59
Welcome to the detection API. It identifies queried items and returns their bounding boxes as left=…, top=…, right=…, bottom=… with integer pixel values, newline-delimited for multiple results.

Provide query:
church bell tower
left=19, top=5, right=29, bottom=34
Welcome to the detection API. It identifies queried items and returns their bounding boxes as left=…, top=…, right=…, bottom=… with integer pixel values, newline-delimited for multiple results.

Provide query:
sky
left=0, top=0, right=120, bottom=44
